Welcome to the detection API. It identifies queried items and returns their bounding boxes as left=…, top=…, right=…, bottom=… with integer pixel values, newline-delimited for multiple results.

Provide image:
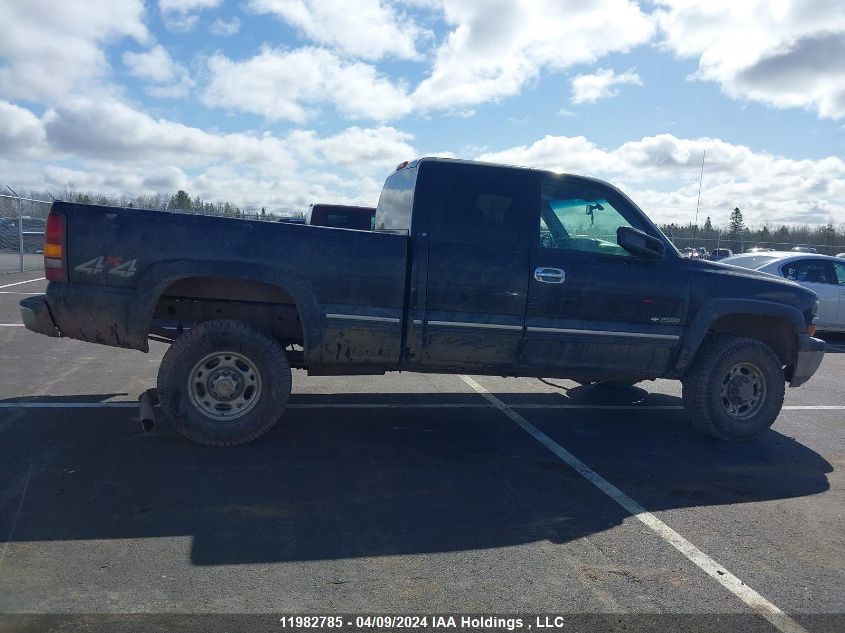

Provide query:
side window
left=833, top=261, right=845, bottom=285
left=539, top=178, right=641, bottom=257
left=432, top=164, right=521, bottom=246
left=782, top=260, right=835, bottom=284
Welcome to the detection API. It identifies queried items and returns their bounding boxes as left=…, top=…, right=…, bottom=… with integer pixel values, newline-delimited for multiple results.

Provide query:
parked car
left=746, top=247, right=774, bottom=253
left=722, top=252, right=845, bottom=333
left=277, top=216, right=306, bottom=224
left=791, top=245, right=817, bottom=253
left=707, top=248, right=732, bottom=261
left=307, top=204, right=375, bottom=230
left=836, top=253, right=845, bottom=259
left=21, top=158, right=824, bottom=446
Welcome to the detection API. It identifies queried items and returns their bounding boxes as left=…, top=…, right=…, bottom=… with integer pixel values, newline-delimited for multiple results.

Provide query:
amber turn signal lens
left=807, top=326, right=816, bottom=337
left=43, top=243, right=62, bottom=257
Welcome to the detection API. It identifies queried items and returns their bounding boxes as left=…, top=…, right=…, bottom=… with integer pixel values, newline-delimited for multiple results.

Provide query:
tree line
left=660, top=207, right=845, bottom=254
left=45, top=187, right=305, bottom=220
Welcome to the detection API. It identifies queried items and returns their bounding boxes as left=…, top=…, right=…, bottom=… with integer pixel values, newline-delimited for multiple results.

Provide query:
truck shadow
left=0, top=391, right=832, bottom=566
left=818, top=332, right=845, bottom=353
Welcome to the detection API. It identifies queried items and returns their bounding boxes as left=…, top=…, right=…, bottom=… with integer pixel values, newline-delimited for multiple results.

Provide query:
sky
left=1, top=0, right=844, bottom=227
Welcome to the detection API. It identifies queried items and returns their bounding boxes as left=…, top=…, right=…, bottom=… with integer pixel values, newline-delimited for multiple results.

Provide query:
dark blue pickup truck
left=21, top=158, right=825, bottom=446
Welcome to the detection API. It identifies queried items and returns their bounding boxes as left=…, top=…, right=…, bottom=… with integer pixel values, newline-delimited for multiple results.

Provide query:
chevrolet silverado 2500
left=20, top=158, right=825, bottom=445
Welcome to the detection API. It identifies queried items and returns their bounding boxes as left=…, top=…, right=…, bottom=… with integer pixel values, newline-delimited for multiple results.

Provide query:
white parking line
left=459, top=374, right=809, bottom=633
left=0, top=277, right=45, bottom=289
left=0, top=324, right=24, bottom=327
left=0, top=291, right=42, bottom=295
left=0, top=461, right=32, bottom=570
left=0, top=401, right=843, bottom=411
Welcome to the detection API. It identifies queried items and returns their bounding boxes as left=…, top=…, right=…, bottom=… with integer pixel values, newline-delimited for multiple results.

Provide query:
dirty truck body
left=21, top=158, right=825, bottom=445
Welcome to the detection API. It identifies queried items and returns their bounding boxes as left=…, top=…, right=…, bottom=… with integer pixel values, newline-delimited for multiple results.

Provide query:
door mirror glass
left=617, top=226, right=665, bottom=259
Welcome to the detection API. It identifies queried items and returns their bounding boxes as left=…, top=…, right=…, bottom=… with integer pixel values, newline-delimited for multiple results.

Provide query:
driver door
left=520, top=175, right=689, bottom=375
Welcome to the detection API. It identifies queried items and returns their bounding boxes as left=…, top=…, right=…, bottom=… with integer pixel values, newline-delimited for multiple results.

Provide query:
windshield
left=721, top=254, right=781, bottom=269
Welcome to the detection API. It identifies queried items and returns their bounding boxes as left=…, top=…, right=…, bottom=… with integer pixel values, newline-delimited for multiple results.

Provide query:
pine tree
left=727, top=207, right=745, bottom=237
left=703, top=216, right=713, bottom=233
left=169, top=190, right=192, bottom=211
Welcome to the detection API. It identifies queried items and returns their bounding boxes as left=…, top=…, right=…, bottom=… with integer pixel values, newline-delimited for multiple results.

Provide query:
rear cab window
left=375, top=164, right=418, bottom=234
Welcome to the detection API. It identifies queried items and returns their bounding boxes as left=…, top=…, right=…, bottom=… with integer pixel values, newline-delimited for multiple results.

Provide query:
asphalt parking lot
left=0, top=272, right=843, bottom=632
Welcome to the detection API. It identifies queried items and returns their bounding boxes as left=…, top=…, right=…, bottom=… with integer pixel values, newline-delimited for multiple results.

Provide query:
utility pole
left=692, top=149, right=706, bottom=248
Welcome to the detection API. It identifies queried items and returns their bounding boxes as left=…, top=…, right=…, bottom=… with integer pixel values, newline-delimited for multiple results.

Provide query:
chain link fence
left=668, top=236, right=845, bottom=258
left=0, top=193, right=52, bottom=275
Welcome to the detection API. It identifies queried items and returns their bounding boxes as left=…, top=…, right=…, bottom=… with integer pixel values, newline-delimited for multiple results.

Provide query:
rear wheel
left=682, top=335, right=785, bottom=441
left=157, top=320, right=292, bottom=446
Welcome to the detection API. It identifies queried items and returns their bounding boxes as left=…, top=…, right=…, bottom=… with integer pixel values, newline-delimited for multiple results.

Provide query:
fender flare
left=127, top=260, right=322, bottom=363
left=675, top=298, right=804, bottom=374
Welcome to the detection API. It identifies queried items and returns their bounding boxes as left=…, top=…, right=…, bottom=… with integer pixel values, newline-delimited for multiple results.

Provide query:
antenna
left=692, top=149, right=706, bottom=247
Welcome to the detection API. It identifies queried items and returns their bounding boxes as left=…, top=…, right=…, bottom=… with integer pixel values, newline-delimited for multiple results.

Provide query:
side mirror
left=617, top=226, right=665, bottom=259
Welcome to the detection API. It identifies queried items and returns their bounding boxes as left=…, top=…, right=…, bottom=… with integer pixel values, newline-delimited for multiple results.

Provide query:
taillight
left=44, top=212, right=67, bottom=282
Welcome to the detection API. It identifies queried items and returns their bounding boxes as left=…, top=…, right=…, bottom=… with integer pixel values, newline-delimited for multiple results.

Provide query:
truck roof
left=405, top=156, right=625, bottom=195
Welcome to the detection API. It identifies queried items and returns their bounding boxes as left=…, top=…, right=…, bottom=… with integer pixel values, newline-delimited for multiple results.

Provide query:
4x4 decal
left=75, top=256, right=138, bottom=278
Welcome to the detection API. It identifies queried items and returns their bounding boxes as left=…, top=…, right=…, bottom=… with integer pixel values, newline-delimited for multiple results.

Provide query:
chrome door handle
left=534, top=266, right=565, bottom=283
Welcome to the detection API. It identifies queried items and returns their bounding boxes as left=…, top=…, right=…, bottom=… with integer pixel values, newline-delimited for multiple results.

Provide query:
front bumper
left=789, top=333, right=825, bottom=387
left=19, top=295, right=61, bottom=337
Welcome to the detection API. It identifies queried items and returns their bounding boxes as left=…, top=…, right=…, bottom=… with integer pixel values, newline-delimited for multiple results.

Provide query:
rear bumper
left=19, top=295, right=60, bottom=337
left=19, top=285, right=144, bottom=350
left=789, top=333, right=825, bottom=388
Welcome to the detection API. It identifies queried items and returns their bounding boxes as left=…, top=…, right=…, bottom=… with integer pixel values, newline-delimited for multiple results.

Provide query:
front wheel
left=157, top=320, right=292, bottom=446
left=682, top=335, right=785, bottom=441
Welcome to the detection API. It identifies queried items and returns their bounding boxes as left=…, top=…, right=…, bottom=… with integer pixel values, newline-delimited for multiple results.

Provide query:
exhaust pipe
left=138, top=388, right=158, bottom=433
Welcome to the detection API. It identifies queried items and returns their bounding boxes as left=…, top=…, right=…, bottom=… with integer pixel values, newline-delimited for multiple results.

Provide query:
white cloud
left=160, top=0, right=220, bottom=10
left=570, top=68, right=642, bottom=104
left=41, top=97, right=297, bottom=171
left=1, top=99, right=416, bottom=210
left=210, top=17, right=241, bottom=36
left=123, top=46, right=195, bottom=98
left=0, top=0, right=149, bottom=101
left=288, top=126, right=415, bottom=173
left=248, top=0, right=423, bottom=60
left=0, top=101, right=48, bottom=158
left=159, top=0, right=222, bottom=32
left=656, top=0, right=845, bottom=119
left=412, top=0, right=654, bottom=110
left=477, top=133, right=845, bottom=226
left=202, top=47, right=412, bottom=122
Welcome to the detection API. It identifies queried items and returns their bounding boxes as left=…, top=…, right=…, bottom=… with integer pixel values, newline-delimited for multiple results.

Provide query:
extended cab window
left=375, top=166, right=417, bottom=233
left=539, top=178, right=641, bottom=257
left=432, top=163, right=521, bottom=246
left=782, top=259, right=835, bottom=284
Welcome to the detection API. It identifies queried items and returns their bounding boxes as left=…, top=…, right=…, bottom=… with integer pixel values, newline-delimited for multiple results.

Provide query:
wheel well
left=708, top=314, right=794, bottom=366
left=151, top=277, right=305, bottom=359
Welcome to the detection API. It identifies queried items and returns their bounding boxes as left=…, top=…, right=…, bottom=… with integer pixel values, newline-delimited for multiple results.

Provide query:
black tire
left=682, top=335, right=785, bottom=441
left=157, top=320, right=292, bottom=446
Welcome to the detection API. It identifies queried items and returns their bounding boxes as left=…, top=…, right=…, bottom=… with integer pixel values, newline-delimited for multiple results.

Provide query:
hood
left=684, top=257, right=818, bottom=318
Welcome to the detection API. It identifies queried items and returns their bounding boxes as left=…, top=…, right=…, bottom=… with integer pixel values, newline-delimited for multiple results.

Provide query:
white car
left=721, top=252, right=845, bottom=332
